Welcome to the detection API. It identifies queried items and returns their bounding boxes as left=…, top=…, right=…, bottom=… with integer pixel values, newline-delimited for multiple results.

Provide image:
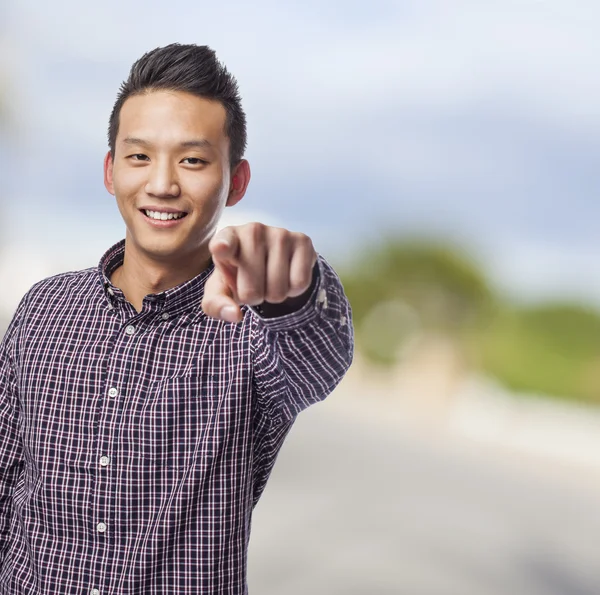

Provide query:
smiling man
left=0, top=44, right=353, bottom=594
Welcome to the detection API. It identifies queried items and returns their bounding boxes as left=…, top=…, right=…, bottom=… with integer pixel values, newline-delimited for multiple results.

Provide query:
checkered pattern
left=0, top=239, right=353, bottom=594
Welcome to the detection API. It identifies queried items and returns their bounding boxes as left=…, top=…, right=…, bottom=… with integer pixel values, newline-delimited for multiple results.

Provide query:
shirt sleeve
left=0, top=295, right=27, bottom=563
left=250, top=254, right=354, bottom=422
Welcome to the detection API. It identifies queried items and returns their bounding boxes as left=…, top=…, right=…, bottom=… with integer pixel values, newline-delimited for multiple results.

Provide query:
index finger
left=201, top=268, right=243, bottom=323
left=210, top=227, right=240, bottom=269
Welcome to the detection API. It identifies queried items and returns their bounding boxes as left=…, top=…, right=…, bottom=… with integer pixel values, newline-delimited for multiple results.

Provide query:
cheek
left=113, top=168, right=146, bottom=197
left=186, top=173, right=227, bottom=202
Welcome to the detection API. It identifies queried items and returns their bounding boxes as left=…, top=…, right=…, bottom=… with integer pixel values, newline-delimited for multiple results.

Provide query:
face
left=104, top=90, right=249, bottom=265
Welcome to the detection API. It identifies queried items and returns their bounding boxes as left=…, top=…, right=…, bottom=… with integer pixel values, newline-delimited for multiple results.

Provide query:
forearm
left=250, top=255, right=354, bottom=421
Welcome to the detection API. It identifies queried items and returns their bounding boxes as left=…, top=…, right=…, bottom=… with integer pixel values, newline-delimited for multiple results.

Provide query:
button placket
left=94, top=321, right=125, bottom=574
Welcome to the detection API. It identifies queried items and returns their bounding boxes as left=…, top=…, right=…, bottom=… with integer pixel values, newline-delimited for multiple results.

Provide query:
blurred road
left=248, top=396, right=600, bottom=595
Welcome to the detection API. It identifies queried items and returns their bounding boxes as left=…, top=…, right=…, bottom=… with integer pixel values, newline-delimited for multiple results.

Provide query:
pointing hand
left=202, top=223, right=317, bottom=323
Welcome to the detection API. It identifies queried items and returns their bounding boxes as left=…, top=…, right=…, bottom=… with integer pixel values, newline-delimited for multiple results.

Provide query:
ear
left=104, top=151, right=115, bottom=195
left=226, top=159, right=251, bottom=207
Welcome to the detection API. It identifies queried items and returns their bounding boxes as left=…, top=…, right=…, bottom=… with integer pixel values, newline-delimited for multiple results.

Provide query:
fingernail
left=220, top=305, right=239, bottom=323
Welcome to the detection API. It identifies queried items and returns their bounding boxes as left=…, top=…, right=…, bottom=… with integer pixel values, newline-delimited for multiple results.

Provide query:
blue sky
left=0, top=0, right=599, bottom=316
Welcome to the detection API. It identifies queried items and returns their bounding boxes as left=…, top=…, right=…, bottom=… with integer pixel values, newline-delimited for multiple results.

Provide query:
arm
left=0, top=297, right=27, bottom=563
left=201, top=223, right=354, bottom=420
left=249, top=255, right=354, bottom=422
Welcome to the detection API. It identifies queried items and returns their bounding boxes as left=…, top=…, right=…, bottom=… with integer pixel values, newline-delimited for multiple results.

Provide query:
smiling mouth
left=141, top=209, right=188, bottom=221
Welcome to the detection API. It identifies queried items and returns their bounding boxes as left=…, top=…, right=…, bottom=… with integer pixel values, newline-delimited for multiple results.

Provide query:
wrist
left=251, top=262, right=319, bottom=318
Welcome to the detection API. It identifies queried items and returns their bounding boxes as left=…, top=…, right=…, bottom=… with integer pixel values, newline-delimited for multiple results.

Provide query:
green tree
left=476, top=303, right=600, bottom=404
left=340, top=238, right=495, bottom=365
left=340, top=236, right=600, bottom=404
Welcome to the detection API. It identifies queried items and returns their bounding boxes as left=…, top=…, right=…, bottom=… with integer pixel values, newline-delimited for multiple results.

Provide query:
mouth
left=140, top=209, right=188, bottom=221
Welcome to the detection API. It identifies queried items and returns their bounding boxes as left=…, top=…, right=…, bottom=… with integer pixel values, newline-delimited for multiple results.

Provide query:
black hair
left=108, top=43, right=247, bottom=165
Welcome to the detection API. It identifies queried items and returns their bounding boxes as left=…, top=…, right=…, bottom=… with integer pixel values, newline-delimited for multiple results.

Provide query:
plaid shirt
left=0, top=239, right=353, bottom=594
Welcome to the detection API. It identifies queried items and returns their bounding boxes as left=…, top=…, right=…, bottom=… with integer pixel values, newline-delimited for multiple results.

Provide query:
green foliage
left=341, top=237, right=600, bottom=404
left=340, top=238, right=495, bottom=365
left=475, top=304, right=600, bottom=404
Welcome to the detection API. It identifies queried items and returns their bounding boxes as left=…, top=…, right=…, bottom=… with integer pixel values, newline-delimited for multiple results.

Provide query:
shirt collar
left=98, top=239, right=215, bottom=317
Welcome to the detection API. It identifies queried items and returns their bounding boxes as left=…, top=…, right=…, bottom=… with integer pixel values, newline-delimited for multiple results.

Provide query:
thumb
left=201, top=268, right=243, bottom=323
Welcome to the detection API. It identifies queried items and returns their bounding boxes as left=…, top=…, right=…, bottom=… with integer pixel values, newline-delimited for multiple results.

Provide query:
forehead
left=118, top=90, right=228, bottom=149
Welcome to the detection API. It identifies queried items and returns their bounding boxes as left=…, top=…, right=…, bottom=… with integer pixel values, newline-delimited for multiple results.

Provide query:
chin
left=129, top=233, right=181, bottom=259
left=146, top=243, right=188, bottom=260
left=141, top=233, right=207, bottom=261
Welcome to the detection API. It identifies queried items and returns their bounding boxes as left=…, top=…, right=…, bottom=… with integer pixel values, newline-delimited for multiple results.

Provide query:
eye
left=129, top=154, right=149, bottom=161
left=182, top=157, right=207, bottom=165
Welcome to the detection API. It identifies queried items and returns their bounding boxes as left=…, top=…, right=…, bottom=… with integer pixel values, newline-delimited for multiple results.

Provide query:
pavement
left=247, top=378, right=600, bottom=595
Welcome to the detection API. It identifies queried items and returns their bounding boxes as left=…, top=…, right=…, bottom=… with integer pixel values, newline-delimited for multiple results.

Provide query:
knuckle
left=238, top=288, right=263, bottom=305
left=246, top=222, right=265, bottom=243
left=268, top=274, right=290, bottom=301
left=270, top=227, right=289, bottom=246
left=266, top=284, right=288, bottom=304
left=208, top=236, right=219, bottom=252
left=215, top=226, right=234, bottom=241
left=290, top=264, right=313, bottom=292
left=294, top=232, right=312, bottom=247
left=268, top=292, right=288, bottom=304
left=201, top=296, right=216, bottom=314
left=290, top=274, right=310, bottom=292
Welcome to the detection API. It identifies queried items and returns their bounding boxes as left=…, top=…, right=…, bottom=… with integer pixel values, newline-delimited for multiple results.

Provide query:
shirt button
left=125, top=325, right=136, bottom=335
left=90, top=589, right=100, bottom=595
left=161, top=312, right=170, bottom=320
left=97, top=522, right=107, bottom=533
left=99, top=456, right=110, bottom=467
left=108, top=387, right=118, bottom=398
left=317, top=288, right=328, bottom=307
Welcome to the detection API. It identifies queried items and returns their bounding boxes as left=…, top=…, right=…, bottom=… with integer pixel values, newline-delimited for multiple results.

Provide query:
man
left=0, top=44, right=353, bottom=593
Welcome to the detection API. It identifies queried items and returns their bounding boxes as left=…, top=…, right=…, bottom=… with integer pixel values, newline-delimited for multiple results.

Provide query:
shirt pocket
left=135, top=373, right=215, bottom=470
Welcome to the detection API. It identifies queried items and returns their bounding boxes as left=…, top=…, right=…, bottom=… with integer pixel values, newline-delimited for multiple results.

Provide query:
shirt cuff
left=247, top=258, right=324, bottom=330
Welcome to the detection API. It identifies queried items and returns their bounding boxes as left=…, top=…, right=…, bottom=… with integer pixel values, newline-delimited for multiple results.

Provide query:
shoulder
left=1, top=267, right=100, bottom=350
left=25, top=267, right=98, bottom=303
left=15, top=267, right=100, bottom=322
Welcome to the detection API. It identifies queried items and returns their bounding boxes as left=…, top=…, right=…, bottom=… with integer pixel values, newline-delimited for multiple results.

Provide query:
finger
left=236, top=224, right=267, bottom=306
left=288, top=234, right=317, bottom=297
left=201, top=269, right=243, bottom=323
left=210, top=226, right=240, bottom=269
left=209, top=227, right=240, bottom=294
left=265, top=228, right=292, bottom=303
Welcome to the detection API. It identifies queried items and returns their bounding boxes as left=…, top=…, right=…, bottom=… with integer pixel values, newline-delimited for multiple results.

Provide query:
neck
left=111, top=238, right=212, bottom=312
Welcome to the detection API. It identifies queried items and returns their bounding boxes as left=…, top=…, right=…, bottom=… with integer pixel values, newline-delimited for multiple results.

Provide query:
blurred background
left=2, top=1, right=600, bottom=593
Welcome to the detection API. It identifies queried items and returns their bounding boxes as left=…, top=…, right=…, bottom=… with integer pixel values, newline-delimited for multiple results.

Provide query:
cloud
left=2, top=0, right=600, bottom=304
left=9, top=0, right=600, bottom=140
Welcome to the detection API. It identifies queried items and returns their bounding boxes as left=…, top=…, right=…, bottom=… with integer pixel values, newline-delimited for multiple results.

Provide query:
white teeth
left=144, top=210, right=185, bottom=221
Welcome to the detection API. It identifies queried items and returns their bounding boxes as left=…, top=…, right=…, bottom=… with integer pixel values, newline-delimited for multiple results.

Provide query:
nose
left=144, top=159, right=181, bottom=198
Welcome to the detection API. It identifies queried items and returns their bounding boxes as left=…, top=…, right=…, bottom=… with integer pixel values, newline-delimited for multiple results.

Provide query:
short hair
left=108, top=43, right=247, bottom=166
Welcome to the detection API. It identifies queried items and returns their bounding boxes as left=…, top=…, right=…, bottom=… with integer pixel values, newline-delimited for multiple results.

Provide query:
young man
left=0, top=44, right=353, bottom=593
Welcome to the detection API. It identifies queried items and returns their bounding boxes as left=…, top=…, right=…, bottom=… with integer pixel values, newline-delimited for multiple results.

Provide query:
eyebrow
left=122, top=137, right=213, bottom=149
